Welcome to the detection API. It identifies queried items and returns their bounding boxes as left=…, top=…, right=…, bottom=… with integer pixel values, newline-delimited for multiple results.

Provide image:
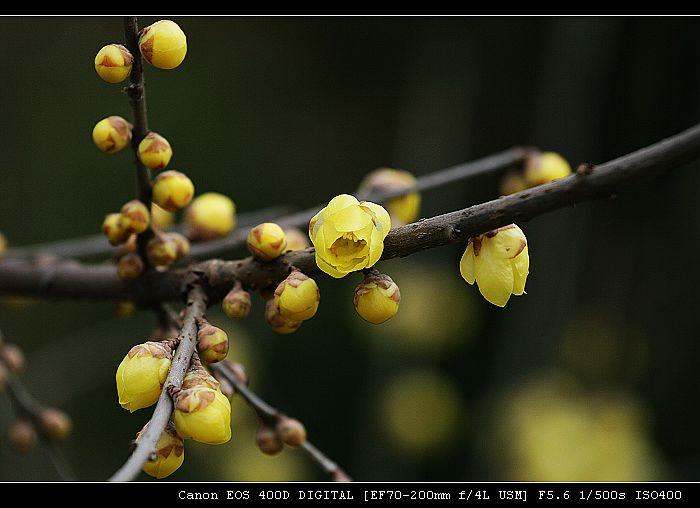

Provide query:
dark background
left=1, top=16, right=699, bottom=481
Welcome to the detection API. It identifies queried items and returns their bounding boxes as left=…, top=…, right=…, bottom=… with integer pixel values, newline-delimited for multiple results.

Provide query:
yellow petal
left=487, top=224, right=527, bottom=260
left=360, top=202, right=392, bottom=236
left=315, top=252, right=348, bottom=278
left=367, top=227, right=385, bottom=266
left=475, top=250, right=514, bottom=307
left=328, top=204, right=371, bottom=232
left=459, top=242, right=476, bottom=285
left=325, top=194, right=359, bottom=215
left=511, top=246, right=529, bottom=296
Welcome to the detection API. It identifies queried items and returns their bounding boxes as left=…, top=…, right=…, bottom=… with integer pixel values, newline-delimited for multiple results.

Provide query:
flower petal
left=328, top=204, right=371, bottom=232
left=459, top=241, right=476, bottom=285
left=360, top=201, right=391, bottom=236
left=315, top=252, right=348, bottom=278
left=511, top=246, right=529, bottom=295
left=488, top=224, right=527, bottom=260
left=475, top=250, right=514, bottom=307
left=367, top=227, right=385, bottom=266
left=325, top=194, right=359, bottom=215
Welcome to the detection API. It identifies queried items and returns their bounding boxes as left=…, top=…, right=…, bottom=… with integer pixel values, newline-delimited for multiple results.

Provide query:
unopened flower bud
left=0, top=342, right=25, bottom=373
left=152, top=170, right=194, bottom=212
left=359, top=168, right=421, bottom=226
left=499, top=171, right=528, bottom=196
left=222, top=285, right=251, bottom=320
left=524, top=151, right=572, bottom=187
left=8, top=419, right=36, bottom=454
left=119, top=200, right=150, bottom=235
left=256, top=423, right=283, bottom=455
left=94, top=44, right=133, bottom=83
left=103, top=213, right=130, bottom=246
left=92, top=116, right=132, bottom=154
left=353, top=271, right=401, bottom=324
left=173, top=385, right=231, bottom=444
left=274, top=271, right=319, bottom=321
left=167, top=232, right=190, bottom=259
left=146, top=234, right=178, bottom=267
left=116, top=341, right=174, bottom=412
left=137, top=132, right=172, bottom=170
left=197, top=320, right=229, bottom=364
left=264, top=299, right=302, bottom=335
left=117, top=253, right=144, bottom=281
left=184, top=192, right=236, bottom=240
left=141, top=423, right=185, bottom=479
left=139, top=20, right=187, bottom=70
left=247, top=223, right=287, bottom=261
left=151, top=203, right=175, bottom=230
left=114, top=300, right=136, bottom=319
left=276, top=416, right=306, bottom=447
left=284, top=228, right=310, bottom=251
left=38, top=408, right=72, bottom=441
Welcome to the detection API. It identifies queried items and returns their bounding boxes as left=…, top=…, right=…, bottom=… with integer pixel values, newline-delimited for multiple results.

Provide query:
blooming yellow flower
left=173, top=385, right=231, bottom=444
left=141, top=424, right=185, bottom=479
left=116, top=341, right=173, bottom=412
left=359, top=168, right=420, bottom=226
left=309, top=194, right=391, bottom=278
left=459, top=224, right=529, bottom=307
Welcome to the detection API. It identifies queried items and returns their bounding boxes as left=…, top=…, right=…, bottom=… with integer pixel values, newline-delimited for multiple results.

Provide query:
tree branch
left=3, top=123, right=700, bottom=302
left=210, top=362, right=351, bottom=481
left=108, top=283, right=207, bottom=481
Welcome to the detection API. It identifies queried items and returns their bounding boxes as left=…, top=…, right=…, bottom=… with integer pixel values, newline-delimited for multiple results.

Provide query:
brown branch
left=3, top=123, right=700, bottom=302
left=210, top=362, right=351, bottom=481
left=108, top=283, right=207, bottom=482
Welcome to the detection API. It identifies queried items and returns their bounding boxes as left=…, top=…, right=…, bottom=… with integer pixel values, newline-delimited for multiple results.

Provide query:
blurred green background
left=1, top=16, right=700, bottom=481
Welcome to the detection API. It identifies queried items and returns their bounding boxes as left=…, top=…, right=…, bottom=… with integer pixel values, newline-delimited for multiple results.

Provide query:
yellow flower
left=92, top=116, right=132, bottom=154
left=119, top=200, right=150, bottom=235
left=116, top=341, right=173, bottom=412
left=459, top=224, right=529, bottom=307
left=139, top=20, right=187, bottom=70
left=173, top=386, right=231, bottom=444
left=273, top=271, right=319, bottom=321
left=94, top=44, right=133, bottom=83
left=197, top=320, right=229, bottom=364
left=524, top=152, right=571, bottom=187
left=102, top=213, right=129, bottom=246
left=264, top=299, right=302, bottom=334
left=152, top=171, right=194, bottom=212
left=499, top=172, right=528, bottom=196
left=354, top=271, right=400, bottom=324
left=146, top=234, right=178, bottom=267
left=137, top=132, right=172, bottom=170
left=141, top=424, right=185, bottom=479
left=359, top=168, right=421, bottom=226
left=247, top=223, right=287, bottom=261
left=222, top=286, right=251, bottom=320
left=151, top=203, right=175, bottom=230
left=309, top=194, right=391, bottom=278
left=185, top=192, right=236, bottom=240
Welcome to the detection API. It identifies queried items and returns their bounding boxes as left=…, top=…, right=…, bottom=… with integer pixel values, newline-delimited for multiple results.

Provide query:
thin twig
left=2, top=367, right=76, bottom=481
left=3, top=122, right=700, bottom=303
left=108, top=284, right=207, bottom=482
left=210, top=362, right=351, bottom=481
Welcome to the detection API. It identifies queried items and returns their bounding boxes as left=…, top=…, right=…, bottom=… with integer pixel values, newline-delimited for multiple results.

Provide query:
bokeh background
left=1, top=16, right=699, bottom=481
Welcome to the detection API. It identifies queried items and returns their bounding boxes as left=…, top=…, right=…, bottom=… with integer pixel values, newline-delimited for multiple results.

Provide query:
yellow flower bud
left=116, top=341, right=173, bottom=412
left=247, top=223, right=287, bottom=261
left=8, top=419, right=36, bottom=454
left=459, top=224, right=529, bottom=307
left=92, top=116, right=132, bottom=154
left=0, top=342, right=25, bottom=373
left=309, top=194, right=391, bottom=278
left=102, top=213, right=130, bottom=246
left=167, top=232, right=190, bottom=259
left=141, top=423, right=185, bottom=479
left=151, top=203, right=175, bottom=230
left=137, top=132, right=172, bottom=170
left=276, top=416, right=306, bottom=447
left=222, top=285, right=251, bottom=320
left=38, top=408, right=72, bottom=441
left=152, top=170, right=194, bottom=212
left=114, top=300, right=136, bottom=319
left=0, top=231, right=6, bottom=260
left=117, top=252, right=144, bottom=281
left=284, top=228, right=310, bottom=251
left=256, top=423, right=283, bottom=455
left=524, top=151, right=572, bottom=187
left=119, top=200, right=150, bottom=235
left=184, top=192, right=237, bottom=240
left=94, top=44, right=133, bottom=83
left=146, top=234, right=178, bottom=267
left=173, top=385, right=231, bottom=444
left=353, top=271, right=400, bottom=324
left=139, top=20, right=187, bottom=70
left=499, top=171, right=528, bottom=196
left=273, top=271, right=319, bottom=321
left=358, top=168, right=421, bottom=226
left=264, top=299, right=302, bottom=335
left=197, top=320, right=229, bottom=364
